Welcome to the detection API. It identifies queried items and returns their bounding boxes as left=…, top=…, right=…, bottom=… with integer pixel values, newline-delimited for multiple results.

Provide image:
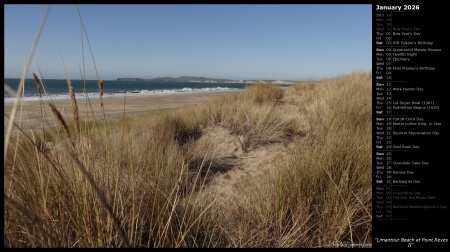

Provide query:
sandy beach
left=4, top=91, right=237, bottom=132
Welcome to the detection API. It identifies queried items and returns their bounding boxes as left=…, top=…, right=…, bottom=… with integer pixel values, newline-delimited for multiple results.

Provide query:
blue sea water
left=4, top=78, right=248, bottom=103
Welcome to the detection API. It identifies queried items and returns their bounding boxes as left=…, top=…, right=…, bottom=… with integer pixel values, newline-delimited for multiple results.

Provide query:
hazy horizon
left=4, top=4, right=371, bottom=81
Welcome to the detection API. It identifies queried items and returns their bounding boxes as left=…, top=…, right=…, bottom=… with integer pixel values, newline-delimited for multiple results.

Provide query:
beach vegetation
left=4, top=72, right=372, bottom=247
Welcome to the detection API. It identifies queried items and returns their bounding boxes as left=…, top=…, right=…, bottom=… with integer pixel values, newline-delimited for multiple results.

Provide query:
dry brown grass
left=4, top=72, right=372, bottom=247
left=48, top=102, right=75, bottom=148
left=271, top=72, right=372, bottom=247
left=67, top=78, right=80, bottom=138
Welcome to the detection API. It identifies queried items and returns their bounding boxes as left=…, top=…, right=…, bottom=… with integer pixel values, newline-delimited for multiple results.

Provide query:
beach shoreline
left=4, top=90, right=238, bottom=132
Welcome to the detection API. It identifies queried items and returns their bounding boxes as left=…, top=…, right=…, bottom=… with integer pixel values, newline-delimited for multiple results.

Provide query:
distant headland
left=116, top=76, right=294, bottom=85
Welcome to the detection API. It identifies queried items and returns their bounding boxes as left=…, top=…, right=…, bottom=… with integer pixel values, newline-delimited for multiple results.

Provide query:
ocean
left=4, top=78, right=249, bottom=103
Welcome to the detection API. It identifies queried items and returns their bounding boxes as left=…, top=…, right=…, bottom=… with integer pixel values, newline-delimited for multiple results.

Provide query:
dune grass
left=271, top=73, right=372, bottom=247
left=4, top=72, right=372, bottom=247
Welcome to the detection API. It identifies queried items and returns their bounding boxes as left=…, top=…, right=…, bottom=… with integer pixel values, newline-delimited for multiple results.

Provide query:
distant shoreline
left=5, top=77, right=297, bottom=83
left=115, top=76, right=296, bottom=85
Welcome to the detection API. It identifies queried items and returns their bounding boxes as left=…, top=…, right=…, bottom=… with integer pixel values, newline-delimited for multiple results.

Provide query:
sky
left=4, top=4, right=372, bottom=81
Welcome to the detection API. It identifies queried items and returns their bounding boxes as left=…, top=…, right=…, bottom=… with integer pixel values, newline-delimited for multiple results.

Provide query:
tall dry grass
left=4, top=102, right=212, bottom=247
left=190, top=73, right=372, bottom=248
left=271, top=72, right=372, bottom=247
left=4, top=73, right=371, bottom=247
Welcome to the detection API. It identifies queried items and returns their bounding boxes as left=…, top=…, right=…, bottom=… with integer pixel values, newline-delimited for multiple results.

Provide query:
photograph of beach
left=4, top=4, right=372, bottom=248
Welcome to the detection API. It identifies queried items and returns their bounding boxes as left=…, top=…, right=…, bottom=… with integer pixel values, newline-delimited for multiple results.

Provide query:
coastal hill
left=116, top=76, right=294, bottom=84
